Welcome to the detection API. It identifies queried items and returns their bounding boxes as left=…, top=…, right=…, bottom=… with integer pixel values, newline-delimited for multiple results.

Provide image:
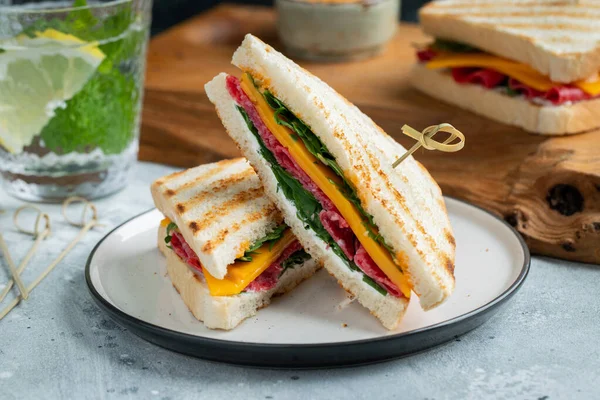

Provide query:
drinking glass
left=0, top=0, right=152, bottom=201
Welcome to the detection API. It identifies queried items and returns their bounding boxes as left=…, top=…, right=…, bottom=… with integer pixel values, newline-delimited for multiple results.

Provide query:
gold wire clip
left=392, top=123, right=465, bottom=168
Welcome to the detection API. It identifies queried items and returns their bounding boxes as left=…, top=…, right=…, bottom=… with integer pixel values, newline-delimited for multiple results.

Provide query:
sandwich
left=412, top=0, right=600, bottom=135
left=151, top=158, right=318, bottom=330
left=205, top=34, right=456, bottom=330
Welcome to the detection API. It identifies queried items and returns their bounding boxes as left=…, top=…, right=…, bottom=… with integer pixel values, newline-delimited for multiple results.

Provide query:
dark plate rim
left=85, top=196, right=530, bottom=350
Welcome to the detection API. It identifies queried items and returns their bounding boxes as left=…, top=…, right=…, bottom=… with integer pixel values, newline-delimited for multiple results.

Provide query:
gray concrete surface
left=0, top=161, right=598, bottom=400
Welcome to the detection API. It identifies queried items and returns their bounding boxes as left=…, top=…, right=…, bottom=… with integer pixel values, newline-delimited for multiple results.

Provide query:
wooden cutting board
left=141, top=4, right=600, bottom=264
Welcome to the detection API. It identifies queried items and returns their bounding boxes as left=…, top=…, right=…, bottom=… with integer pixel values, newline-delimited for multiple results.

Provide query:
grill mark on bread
left=363, top=144, right=450, bottom=268
left=332, top=127, right=373, bottom=204
left=176, top=203, right=185, bottom=213
left=189, top=221, right=199, bottom=233
left=193, top=186, right=265, bottom=232
left=438, top=198, right=448, bottom=213
left=201, top=204, right=280, bottom=253
left=181, top=168, right=257, bottom=211
left=445, top=229, right=456, bottom=249
left=171, top=158, right=240, bottom=194
left=351, top=123, right=452, bottom=278
left=444, top=255, right=455, bottom=275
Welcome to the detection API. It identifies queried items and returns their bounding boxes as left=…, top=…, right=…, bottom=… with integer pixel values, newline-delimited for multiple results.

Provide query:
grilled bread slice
left=151, top=158, right=283, bottom=279
left=420, top=0, right=600, bottom=83
left=411, top=64, right=600, bottom=135
left=206, top=35, right=456, bottom=328
left=158, top=224, right=318, bottom=330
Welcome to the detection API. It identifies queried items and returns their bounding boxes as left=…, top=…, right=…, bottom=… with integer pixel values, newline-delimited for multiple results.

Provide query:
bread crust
left=158, top=225, right=319, bottom=330
left=419, top=1, right=600, bottom=83
left=411, top=64, right=600, bottom=135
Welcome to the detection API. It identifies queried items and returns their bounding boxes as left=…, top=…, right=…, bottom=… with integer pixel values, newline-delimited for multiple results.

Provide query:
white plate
left=86, top=197, right=529, bottom=368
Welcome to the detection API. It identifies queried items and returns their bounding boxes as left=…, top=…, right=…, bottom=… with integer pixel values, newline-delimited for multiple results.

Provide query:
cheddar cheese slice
left=161, top=218, right=296, bottom=296
left=426, top=53, right=600, bottom=96
left=202, top=229, right=297, bottom=296
left=240, top=73, right=411, bottom=298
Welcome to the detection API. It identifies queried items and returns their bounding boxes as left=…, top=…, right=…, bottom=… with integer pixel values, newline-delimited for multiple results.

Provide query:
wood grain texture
left=140, top=4, right=600, bottom=264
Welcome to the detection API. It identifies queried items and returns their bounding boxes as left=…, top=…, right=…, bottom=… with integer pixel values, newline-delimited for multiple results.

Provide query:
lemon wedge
left=0, top=29, right=105, bottom=154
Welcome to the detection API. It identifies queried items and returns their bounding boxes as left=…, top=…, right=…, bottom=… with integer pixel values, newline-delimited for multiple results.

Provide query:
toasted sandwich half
left=151, top=158, right=318, bottom=330
left=205, top=35, right=456, bottom=330
left=413, top=0, right=600, bottom=135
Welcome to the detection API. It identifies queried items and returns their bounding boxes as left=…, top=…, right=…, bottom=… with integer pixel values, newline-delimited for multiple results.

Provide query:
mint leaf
left=28, top=0, right=147, bottom=155
left=66, top=0, right=98, bottom=35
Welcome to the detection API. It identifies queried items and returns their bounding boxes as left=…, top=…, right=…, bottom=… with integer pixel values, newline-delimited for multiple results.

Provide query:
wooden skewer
left=0, top=207, right=51, bottom=304
left=392, top=123, right=465, bottom=168
left=0, top=197, right=101, bottom=321
left=0, top=219, right=96, bottom=321
left=0, top=234, right=29, bottom=300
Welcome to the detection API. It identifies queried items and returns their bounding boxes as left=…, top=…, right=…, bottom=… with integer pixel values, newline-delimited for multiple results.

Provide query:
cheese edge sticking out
left=425, top=53, right=600, bottom=96
left=202, top=228, right=297, bottom=296
left=239, top=73, right=411, bottom=298
left=160, top=217, right=297, bottom=296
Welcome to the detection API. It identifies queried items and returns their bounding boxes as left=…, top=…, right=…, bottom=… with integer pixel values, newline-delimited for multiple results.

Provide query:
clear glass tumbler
left=0, top=0, right=152, bottom=202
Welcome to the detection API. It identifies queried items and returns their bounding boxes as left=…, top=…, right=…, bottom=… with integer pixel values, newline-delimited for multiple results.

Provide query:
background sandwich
left=205, top=35, right=456, bottom=330
left=412, top=0, right=600, bottom=135
left=151, top=158, right=317, bottom=330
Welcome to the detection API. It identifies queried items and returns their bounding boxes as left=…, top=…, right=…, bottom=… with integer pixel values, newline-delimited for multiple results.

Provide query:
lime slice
left=0, top=28, right=105, bottom=154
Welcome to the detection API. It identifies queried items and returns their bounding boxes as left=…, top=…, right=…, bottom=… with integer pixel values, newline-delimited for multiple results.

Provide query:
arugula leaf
left=280, top=249, right=311, bottom=277
left=236, top=106, right=387, bottom=296
left=261, top=90, right=397, bottom=260
left=237, top=224, right=287, bottom=262
left=164, top=222, right=178, bottom=249
left=503, top=86, right=521, bottom=97
left=166, top=222, right=177, bottom=235
left=431, top=39, right=480, bottom=53
left=363, top=275, right=388, bottom=296
left=362, top=221, right=396, bottom=256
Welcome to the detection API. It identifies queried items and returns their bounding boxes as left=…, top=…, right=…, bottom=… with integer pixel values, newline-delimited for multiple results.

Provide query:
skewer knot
left=392, top=123, right=465, bottom=168
left=13, top=205, right=51, bottom=239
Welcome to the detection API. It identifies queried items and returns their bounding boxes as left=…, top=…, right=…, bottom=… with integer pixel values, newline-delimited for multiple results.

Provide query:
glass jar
left=276, top=0, right=399, bottom=62
left=0, top=0, right=152, bottom=202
